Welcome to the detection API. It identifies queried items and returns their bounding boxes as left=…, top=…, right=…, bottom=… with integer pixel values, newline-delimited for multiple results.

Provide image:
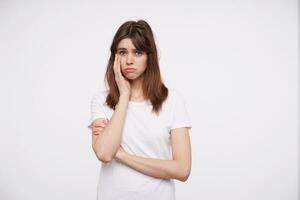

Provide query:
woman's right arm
left=93, top=94, right=129, bottom=163
left=92, top=54, right=130, bottom=163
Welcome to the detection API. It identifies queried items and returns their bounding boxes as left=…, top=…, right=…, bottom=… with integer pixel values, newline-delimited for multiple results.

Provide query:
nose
left=126, top=53, right=134, bottom=65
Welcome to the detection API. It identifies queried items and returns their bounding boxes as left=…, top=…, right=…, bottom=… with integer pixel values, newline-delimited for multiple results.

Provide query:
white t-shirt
left=88, top=88, right=192, bottom=200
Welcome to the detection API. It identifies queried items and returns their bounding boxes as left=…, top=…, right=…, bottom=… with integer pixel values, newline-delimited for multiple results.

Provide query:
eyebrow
left=117, top=47, right=141, bottom=51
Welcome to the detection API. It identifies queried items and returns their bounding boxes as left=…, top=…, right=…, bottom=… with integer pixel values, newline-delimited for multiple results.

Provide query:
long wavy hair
left=104, top=20, right=168, bottom=115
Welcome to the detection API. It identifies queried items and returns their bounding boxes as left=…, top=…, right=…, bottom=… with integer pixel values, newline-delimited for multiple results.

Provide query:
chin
left=125, top=74, right=141, bottom=80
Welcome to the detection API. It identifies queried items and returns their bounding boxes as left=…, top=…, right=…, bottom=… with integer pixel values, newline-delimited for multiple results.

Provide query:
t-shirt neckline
left=128, top=99, right=151, bottom=106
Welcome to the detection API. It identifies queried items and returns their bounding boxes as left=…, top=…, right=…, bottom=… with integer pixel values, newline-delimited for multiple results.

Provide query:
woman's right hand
left=113, top=54, right=131, bottom=98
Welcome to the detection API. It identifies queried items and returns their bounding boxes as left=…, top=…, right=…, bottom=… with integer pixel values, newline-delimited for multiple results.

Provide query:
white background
left=0, top=1, right=298, bottom=200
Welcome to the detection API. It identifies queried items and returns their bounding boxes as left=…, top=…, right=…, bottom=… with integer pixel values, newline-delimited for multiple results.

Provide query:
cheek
left=138, top=58, right=147, bottom=68
left=120, top=58, right=126, bottom=68
left=142, top=61, right=148, bottom=70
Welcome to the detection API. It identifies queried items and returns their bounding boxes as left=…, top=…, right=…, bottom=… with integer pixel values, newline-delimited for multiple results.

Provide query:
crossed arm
left=90, top=119, right=192, bottom=182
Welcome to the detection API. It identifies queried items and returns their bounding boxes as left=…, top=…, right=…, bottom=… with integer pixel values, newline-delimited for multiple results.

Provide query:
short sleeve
left=169, top=90, right=192, bottom=131
left=87, top=92, right=108, bottom=129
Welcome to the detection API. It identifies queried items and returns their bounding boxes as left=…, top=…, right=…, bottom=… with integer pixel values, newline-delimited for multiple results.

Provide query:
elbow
left=96, top=151, right=114, bottom=163
left=178, top=172, right=190, bottom=182
left=98, top=155, right=114, bottom=164
left=176, top=166, right=191, bottom=182
left=93, top=146, right=114, bottom=163
left=178, top=173, right=190, bottom=182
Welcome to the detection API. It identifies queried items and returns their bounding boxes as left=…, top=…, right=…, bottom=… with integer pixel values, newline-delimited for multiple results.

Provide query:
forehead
left=117, top=38, right=136, bottom=50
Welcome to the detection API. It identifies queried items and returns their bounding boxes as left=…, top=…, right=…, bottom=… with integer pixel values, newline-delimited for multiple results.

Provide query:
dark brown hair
left=104, top=20, right=168, bottom=115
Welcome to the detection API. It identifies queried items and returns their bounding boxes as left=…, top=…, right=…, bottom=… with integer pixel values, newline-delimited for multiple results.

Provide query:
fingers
left=114, top=54, right=123, bottom=80
left=92, top=127, right=103, bottom=135
left=92, top=125, right=104, bottom=131
left=93, top=119, right=108, bottom=127
left=96, top=120, right=108, bottom=126
left=116, top=54, right=123, bottom=79
left=113, top=54, right=118, bottom=78
left=114, top=54, right=120, bottom=80
left=91, top=119, right=109, bottom=135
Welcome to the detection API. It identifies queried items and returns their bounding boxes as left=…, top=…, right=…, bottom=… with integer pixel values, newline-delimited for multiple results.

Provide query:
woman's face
left=116, top=38, right=147, bottom=81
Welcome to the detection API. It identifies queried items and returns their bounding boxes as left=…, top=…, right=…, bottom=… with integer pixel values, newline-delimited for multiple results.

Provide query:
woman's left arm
left=115, top=127, right=192, bottom=182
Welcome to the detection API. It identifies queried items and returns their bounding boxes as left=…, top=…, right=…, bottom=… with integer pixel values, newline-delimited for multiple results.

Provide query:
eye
left=118, top=51, right=126, bottom=55
left=135, top=51, right=143, bottom=56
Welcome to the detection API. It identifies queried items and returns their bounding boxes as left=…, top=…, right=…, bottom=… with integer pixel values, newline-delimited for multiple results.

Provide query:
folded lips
left=124, top=68, right=136, bottom=71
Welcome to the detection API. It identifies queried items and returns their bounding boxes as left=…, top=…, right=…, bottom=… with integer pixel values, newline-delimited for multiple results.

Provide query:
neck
left=129, top=76, right=144, bottom=100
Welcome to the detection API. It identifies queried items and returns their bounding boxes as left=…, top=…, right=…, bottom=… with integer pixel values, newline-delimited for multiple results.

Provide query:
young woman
left=88, top=20, right=192, bottom=200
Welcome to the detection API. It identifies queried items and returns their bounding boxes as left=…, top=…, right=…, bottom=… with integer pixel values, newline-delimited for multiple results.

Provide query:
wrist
left=115, top=149, right=127, bottom=162
left=120, top=94, right=130, bottom=100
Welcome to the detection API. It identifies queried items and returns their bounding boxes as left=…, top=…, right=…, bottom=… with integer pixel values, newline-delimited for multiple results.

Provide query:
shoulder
left=167, top=87, right=186, bottom=102
left=91, top=89, right=109, bottom=104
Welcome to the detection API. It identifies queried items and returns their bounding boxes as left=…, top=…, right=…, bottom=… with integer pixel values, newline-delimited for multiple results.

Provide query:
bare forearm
left=117, top=153, right=190, bottom=182
left=94, top=95, right=129, bottom=161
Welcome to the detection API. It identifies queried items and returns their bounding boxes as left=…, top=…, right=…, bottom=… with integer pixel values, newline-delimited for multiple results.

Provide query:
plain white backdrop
left=0, top=1, right=298, bottom=200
